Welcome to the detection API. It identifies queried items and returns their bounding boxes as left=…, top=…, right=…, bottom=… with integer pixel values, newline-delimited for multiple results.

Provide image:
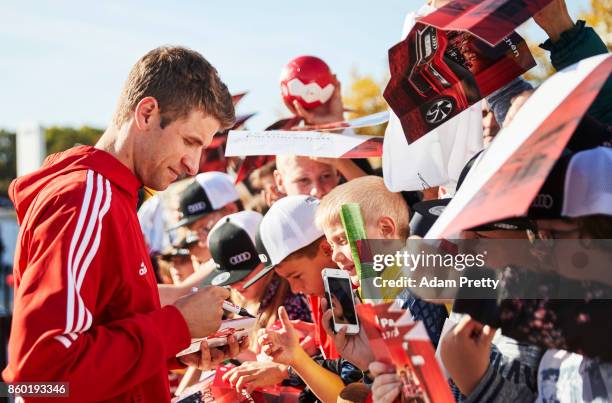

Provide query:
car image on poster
left=384, top=22, right=535, bottom=144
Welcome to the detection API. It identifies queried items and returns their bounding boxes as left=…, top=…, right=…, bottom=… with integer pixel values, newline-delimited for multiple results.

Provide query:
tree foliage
left=522, top=39, right=556, bottom=84
left=0, top=126, right=103, bottom=195
left=342, top=69, right=389, bottom=136
left=0, top=130, right=17, bottom=197
left=580, top=0, right=612, bottom=50
left=523, top=0, right=609, bottom=84
left=45, top=126, right=103, bottom=156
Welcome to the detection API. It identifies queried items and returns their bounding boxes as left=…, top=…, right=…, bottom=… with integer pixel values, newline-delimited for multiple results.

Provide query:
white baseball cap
left=472, top=147, right=612, bottom=231
left=242, top=195, right=324, bottom=289
left=529, top=146, right=612, bottom=218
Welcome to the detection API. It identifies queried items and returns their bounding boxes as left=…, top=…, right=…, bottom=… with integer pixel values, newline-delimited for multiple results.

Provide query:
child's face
left=324, top=222, right=356, bottom=277
left=274, top=248, right=328, bottom=296
left=232, top=263, right=269, bottom=302
left=323, top=220, right=385, bottom=276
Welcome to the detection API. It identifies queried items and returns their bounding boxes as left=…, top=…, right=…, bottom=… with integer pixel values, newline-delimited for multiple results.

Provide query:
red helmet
left=280, top=56, right=335, bottom=112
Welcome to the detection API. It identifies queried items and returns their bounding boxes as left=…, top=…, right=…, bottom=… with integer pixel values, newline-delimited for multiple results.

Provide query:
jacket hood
left=9, top=146, right=141, bottom=223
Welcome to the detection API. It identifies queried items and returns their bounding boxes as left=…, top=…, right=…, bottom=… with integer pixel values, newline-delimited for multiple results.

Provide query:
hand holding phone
left=322, top=268, right=360, bottom=335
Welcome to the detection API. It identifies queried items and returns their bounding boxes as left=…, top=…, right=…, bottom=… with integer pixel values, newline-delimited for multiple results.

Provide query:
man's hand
left=172, top=286, right=229, bottom=337
left=533, top=0, right=574, bottom=43
left=179, top=335, right=249, bottom=371
left=293, top=75, right=344, bottom=125
left=257, top=307, right=303, bottom=366
left=222, top=361, right=289, bottom=394
left=439, top=315, right=496, bottom=396
left=369, top=361, right=401, bottom=403
left=320, top=298, right=375, bottom=371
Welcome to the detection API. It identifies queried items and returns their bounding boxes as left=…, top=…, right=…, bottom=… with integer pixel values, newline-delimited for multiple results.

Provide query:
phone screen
left=327, top=276, right=358, bottom=325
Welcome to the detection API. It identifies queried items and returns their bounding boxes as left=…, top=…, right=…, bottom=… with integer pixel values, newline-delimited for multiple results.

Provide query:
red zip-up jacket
left=3, top=146, right=191, bottom=402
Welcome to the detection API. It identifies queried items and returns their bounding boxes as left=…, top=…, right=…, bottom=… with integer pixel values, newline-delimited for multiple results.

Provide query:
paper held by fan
left=176, top=317, right=256, bottom=357
left=301, top=111, right=390, bottom=131
left=225, top=129, right=383, bottom=158
left=417, top=0, right=552, bottom=47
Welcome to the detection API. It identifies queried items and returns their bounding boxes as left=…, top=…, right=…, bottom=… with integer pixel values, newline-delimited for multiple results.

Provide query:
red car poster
left=418, top=0, right=552, bottom=46
left=383, top=23, right=534, bottom=144
left=357, top=303, right=454, bottom=403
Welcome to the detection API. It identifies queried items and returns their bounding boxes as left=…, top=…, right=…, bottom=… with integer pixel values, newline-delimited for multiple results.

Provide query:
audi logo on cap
left=532, top=194, right=554, bottom=209
left=229, top=252, right=252, bottom=265
left=187, top=201, right=207, bottom=214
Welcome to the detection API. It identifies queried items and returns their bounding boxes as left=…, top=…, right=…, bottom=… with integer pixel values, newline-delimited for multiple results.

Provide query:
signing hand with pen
left=174, top=285, right=251, bottom=370
left=173, top=285, right=229, bottom=337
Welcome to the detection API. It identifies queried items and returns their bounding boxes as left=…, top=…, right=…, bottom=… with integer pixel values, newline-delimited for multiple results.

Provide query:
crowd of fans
left=3, top=0, right=610, bottom=402
left=134, top=1, right=612, bottom=401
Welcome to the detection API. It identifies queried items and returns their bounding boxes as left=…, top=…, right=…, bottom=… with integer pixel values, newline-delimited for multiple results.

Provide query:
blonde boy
left=315, top=175, right=410, bottom=281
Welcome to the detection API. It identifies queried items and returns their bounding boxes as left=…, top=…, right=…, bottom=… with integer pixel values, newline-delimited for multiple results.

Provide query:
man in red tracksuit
left=3, top=46, right=239, bottom=401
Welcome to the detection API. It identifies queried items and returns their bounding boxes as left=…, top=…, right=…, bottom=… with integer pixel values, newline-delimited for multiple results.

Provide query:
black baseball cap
left=168, top=172, right=240, bottom=230
left=201, top=211, right=265, bottom=287
left=410, top=198, right=451, bottom=237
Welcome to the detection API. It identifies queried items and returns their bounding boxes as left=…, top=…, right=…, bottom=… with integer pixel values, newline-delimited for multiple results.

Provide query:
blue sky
left=0, top=0, right=585, bottom=132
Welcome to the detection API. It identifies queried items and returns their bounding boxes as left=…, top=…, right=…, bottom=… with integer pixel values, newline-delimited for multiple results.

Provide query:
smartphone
left=322, top=268, right=360, bottom=335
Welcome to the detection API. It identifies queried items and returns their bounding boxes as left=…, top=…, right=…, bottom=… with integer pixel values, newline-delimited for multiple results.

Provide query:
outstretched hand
left=439, top=315, right=496, bottom=396
left=257, top=306, right=303, bottom=366
left=222, top=360, right=289, bottom=394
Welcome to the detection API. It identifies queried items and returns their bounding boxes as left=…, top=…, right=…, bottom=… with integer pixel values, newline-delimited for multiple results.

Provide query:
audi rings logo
left=532, top=194, right=554, bottom=209
left=229, top=251, right=252, bottom=265
left=187, top=201, right=207, bottom=214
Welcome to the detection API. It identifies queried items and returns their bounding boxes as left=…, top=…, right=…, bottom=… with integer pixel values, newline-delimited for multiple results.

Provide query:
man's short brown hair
left=113, top=46, right=235, bottom=130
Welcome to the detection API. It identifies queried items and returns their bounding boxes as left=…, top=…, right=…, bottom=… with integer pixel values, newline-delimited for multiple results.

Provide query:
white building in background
left=16, top=123, right=45, bottom=177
